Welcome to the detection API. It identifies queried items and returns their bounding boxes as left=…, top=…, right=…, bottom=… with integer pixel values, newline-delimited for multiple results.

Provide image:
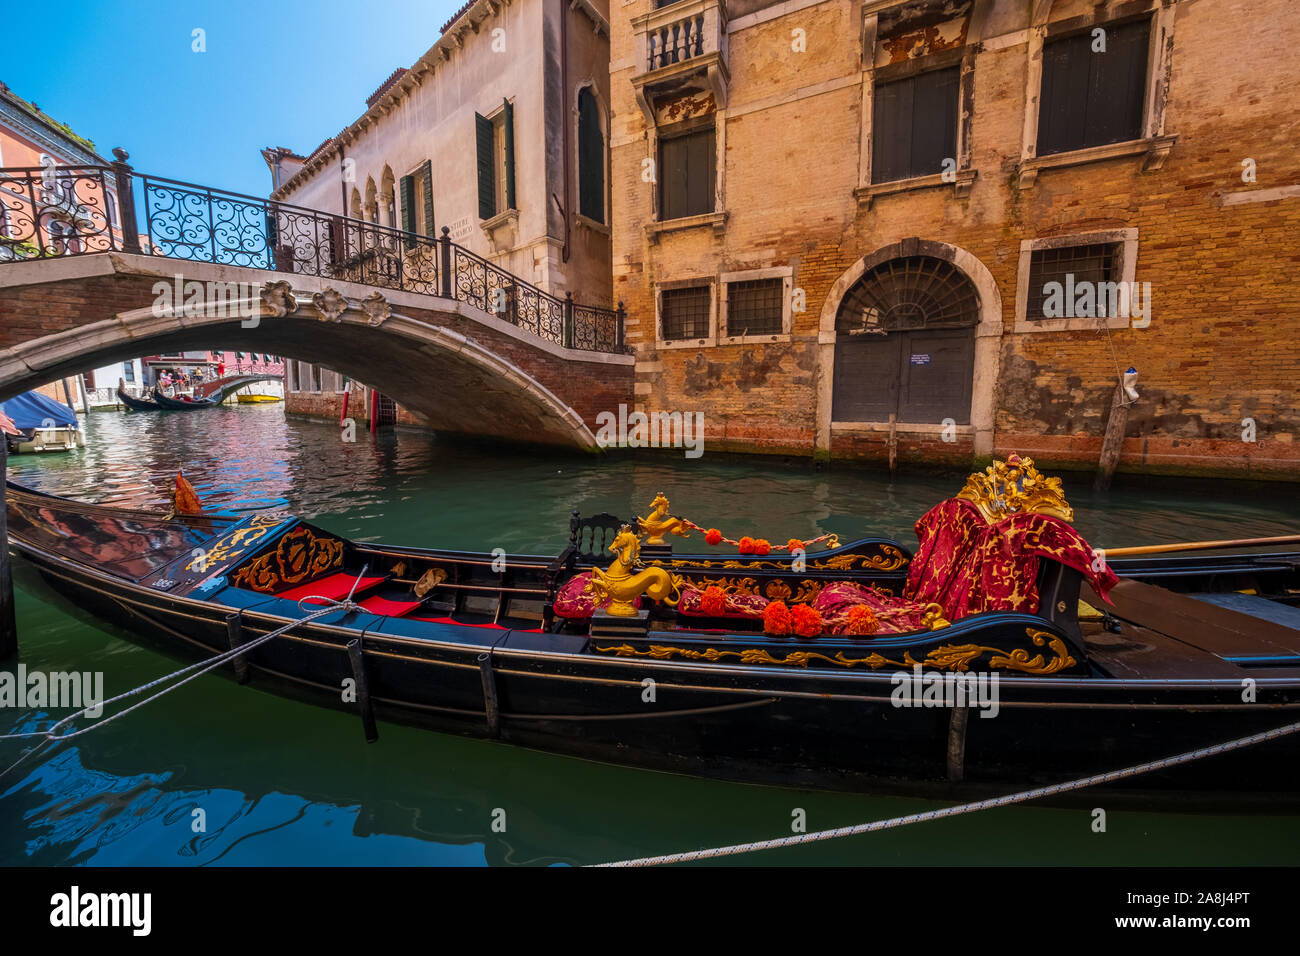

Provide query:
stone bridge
left=0, top=159, right=633, bottom=449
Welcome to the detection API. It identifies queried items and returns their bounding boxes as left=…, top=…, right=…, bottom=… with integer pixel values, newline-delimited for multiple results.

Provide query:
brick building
left=610, top=0, right=1300, bottom=477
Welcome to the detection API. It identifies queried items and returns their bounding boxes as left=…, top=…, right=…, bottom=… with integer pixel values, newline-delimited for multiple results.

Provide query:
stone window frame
left=644, top=114, right=729, bottom=243
left=853, top=0, right=979, bottom=210
left=573, top=80, right=612, bottom=233
left=654, top=275, right=717, bottom=350
left=718, top=266, right=794, bottom=345
left=1017, top=0, right=1178, bottom=188
left=1013, top=227, right=1139, bottom=333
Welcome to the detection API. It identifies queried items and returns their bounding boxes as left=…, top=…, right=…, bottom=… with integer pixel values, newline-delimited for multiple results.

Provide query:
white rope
left=0, top=567, right=371, bottom=778
left=591, top=717, right=1300, bottom=867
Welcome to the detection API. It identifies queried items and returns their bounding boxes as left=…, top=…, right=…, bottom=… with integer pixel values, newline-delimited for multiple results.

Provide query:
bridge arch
left=0, top=273, right=602, bottom=450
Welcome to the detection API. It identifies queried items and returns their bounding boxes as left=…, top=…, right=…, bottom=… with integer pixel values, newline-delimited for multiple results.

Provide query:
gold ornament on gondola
left=955, top=454, right=1074, bottom=523
left=585, top=525, right=681, bottom=616
left=636, top=492, right=691, bottom=546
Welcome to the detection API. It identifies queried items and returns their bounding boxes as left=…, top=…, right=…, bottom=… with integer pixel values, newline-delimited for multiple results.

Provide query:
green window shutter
left=399, top=175, right=415, bottom=233
left=476, top=112, right=496, bottom=220
left=420, top=160, right=435, bottom=237
left=503, top=99, right=516, bottom=211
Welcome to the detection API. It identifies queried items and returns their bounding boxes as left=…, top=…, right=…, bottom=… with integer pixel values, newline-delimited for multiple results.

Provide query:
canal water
left=2, top=405, right=1298, bottom=865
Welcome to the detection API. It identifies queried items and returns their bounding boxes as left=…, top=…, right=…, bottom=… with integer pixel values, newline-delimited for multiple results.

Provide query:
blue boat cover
left=0, top=391, right=78, bottom=430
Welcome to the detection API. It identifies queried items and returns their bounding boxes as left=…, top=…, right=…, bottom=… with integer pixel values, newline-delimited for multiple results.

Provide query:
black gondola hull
left=14, top=531, right=1300, bottom=808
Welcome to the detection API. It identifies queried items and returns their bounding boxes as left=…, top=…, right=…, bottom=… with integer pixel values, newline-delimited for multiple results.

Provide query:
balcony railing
left=631, top=0, right=729, bottom=123
left=0, top=154, right=625, bottom=355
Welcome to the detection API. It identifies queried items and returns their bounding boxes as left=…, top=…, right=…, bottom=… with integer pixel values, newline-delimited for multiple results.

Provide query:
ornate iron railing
left=0, top=152, right=624, bottom=353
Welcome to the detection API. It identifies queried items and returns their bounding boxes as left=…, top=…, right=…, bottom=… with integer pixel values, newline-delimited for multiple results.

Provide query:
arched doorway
left=831, top=255, right=979, bottom=425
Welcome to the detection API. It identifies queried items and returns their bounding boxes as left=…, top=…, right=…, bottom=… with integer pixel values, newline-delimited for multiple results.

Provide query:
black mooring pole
left=0, top=437, right=18, bottom=660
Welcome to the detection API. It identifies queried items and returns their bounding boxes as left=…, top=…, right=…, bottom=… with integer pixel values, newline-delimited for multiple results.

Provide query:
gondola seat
left=276, top=572, right=386, bottom=604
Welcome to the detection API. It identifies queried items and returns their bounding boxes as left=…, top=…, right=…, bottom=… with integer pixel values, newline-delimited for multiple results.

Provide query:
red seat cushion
left=359, top=594, right=424, bottom=616
left=277, top=573, right=385, bottom=604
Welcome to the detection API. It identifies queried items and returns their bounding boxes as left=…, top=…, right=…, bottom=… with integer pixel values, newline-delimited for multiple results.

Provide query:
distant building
left=266, top=0, right=613, bottom=426
left=0, top=80, right=121, bottom=262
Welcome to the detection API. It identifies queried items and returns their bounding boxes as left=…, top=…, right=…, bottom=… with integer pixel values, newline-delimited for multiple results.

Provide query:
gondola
left=5, top=456, right=1300, bottom=805
left=115, top=386, right=162, bottom=411
left=150, top=387, right=219, bottom=410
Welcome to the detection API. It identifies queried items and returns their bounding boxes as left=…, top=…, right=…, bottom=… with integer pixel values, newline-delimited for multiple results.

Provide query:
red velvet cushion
left=278, top=573, right=385, bottom=603
left=553, top=572, right=642, bottom=619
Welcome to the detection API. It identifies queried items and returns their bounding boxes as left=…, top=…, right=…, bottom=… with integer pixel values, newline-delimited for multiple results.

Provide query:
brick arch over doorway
left=814, top=237, right=1002, bottom=458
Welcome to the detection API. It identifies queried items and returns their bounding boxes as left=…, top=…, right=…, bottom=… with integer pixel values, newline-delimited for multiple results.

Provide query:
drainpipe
left=560, top=0, right=571, bottom=263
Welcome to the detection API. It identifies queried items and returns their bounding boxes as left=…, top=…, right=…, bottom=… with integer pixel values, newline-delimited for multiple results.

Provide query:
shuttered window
left=658, top=125, right=715, bottom=221
left=503, top=99, right=516, bottom=211
left=399, top=175, right=415, bottom=233
left=872, top=66, right=959, bottom=184
left=1037, top=19, right=1150, bottom=156
left=661, top=286, right=711, bottom=341
left=476, top=113, right=495, bottom=219
left=578, top=87, right=605, bottom=223
left=420, top=160, right=434, bottom=236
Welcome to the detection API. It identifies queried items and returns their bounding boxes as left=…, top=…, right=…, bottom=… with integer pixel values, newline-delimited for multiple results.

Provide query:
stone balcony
left=630, top=0, right=729, bottom=125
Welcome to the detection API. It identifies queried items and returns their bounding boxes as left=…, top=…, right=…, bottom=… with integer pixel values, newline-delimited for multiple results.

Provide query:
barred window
left=726, top=278, right=783, bottom=336
left=660, top=286, right=711, bottom=341
left=1027, top=244, right=1118, bottom=319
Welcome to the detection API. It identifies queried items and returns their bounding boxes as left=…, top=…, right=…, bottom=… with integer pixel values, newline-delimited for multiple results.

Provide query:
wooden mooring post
left=0, top=437, right=18, bottom=660
left=1094, top=379, right=1131, bottom=492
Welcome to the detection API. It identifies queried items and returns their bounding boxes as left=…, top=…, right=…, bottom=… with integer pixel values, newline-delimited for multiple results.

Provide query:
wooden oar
left=1102, top=534, right=1300, bottom=558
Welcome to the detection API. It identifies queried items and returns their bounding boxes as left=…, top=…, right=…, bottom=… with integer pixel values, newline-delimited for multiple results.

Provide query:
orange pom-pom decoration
left=845, top=604, right=879, bottom=636
left=754, top=538, right=771, bottom=556
left=738, top=536, right=756, bottom=554
left=786, top=538, right=805, bottom=554
left=705, top=528, right=723, bottom=546
left=699, top=585, right=727, bottom=617
left=791, top=604, right=823, bottom=638
left=763, top=600, right=793, bottom=635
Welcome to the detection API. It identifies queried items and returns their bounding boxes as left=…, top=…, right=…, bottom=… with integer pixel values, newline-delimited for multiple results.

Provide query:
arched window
left=577, top=87, right=605, bottom=223
left=832, top=256, right=979, bottom=425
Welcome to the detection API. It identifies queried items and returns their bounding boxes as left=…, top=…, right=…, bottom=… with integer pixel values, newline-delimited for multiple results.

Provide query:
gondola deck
left=5, top=458, right=1300, bottom=804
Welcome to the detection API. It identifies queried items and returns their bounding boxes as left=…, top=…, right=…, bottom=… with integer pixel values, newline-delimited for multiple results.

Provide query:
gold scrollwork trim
left=593, top=627, right=1075, bottom=674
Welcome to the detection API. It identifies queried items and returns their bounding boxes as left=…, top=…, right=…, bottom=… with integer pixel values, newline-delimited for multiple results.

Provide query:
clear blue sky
left=5, top=0, right=461, bottom=197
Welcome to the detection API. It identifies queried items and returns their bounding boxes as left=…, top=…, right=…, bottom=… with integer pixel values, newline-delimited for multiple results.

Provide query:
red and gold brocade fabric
left=678, top=585, right=768, bottom=619
left=812, top=582, right=935, bottom=636
left=903, top=499, right=1118, bottom=619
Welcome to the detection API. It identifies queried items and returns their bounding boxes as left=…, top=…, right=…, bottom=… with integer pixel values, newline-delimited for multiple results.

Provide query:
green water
left=2, top=405, right=1298, bottom=866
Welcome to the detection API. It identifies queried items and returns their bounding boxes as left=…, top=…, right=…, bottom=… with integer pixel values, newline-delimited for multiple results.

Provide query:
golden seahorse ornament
left=586, top=525, right=680, bottom=617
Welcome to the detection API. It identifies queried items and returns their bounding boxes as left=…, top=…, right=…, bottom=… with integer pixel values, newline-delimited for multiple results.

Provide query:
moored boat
left=5, top=456, right=1299, bottom=805
left=151, top=387, right=219, bottom=410
left=116, top=385, right=162, bottom=411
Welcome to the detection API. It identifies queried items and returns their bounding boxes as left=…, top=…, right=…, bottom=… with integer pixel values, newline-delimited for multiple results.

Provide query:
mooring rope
left=591, top=718, right=1300, bottom=867
left=0, top=567, right=371, bottom=781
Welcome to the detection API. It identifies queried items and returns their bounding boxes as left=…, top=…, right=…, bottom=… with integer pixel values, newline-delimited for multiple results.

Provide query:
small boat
left=236, top=394, right=282, bottom=404
left=151, top=387, right=219, bottom=410
left=0, top=391, right=82, bottom=453
left=116, top=385, right=162, bottom=412
left=6, top=456, right=1300, bottom=805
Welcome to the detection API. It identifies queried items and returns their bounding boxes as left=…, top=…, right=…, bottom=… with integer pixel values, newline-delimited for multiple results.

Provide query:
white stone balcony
left=630, top=0, right=729, bottom=125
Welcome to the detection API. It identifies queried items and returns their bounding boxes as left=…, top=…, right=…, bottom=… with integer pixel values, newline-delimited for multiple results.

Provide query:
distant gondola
left=6, top=456, right=1300, bottom=805
left=116, top=386, right=162, bottom=411
left=150, top=387, right=219, bottom=410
